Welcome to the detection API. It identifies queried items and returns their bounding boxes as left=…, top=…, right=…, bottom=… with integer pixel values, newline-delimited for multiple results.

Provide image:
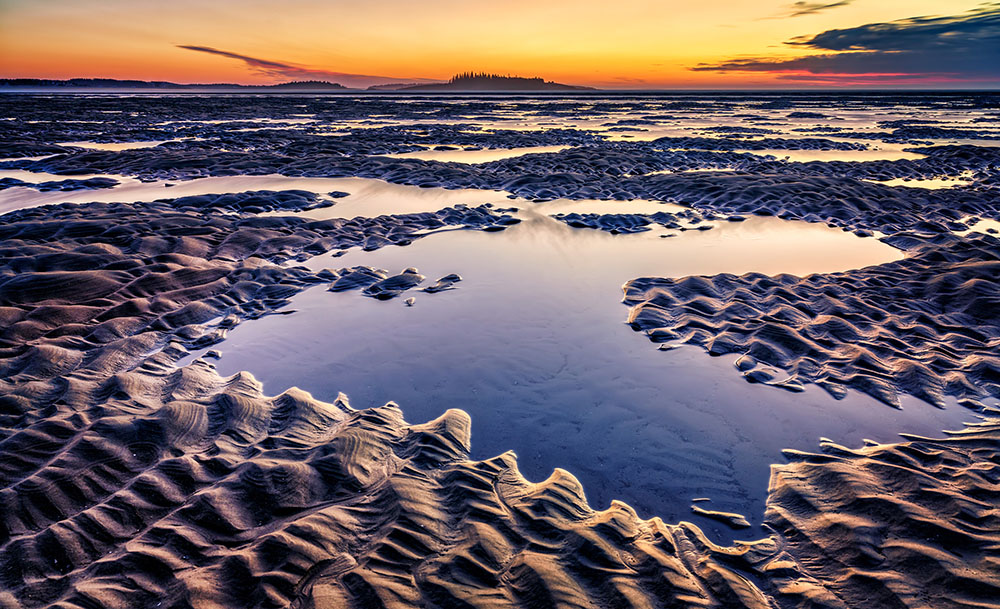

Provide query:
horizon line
left=2, top=77, right=999, bottom=93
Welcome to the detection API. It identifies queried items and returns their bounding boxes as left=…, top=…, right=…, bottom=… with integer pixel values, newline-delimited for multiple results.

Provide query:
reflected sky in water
left=181, top=202, right=974, bottom=543
left=384, top=144, right=569, bottom=163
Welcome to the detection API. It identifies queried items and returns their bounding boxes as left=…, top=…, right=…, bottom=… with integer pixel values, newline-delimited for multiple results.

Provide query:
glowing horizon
left=1, top=0, right=997, bottom=89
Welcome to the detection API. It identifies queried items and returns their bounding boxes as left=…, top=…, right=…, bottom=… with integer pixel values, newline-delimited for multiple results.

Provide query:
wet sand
left=2, top=93, right=999, bottom=609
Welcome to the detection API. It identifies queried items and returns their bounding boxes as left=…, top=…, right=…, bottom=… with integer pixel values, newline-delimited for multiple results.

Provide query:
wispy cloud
left=694, top=3, right=1000, bottom=85
left=785, top=1, right=854, bottom=18
left=759, top=1, right=854, bottom=20
left=176, top=45, right=437, bottom=88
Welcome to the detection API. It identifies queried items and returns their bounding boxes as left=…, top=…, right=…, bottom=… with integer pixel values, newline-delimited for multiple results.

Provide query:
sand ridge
left=0, top=176, right=119, bottom=193
left=552, top=209, right=711, bottom=234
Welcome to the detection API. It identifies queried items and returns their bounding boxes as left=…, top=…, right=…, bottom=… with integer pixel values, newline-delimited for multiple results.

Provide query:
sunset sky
left=1, top=0, right=997, bottom=89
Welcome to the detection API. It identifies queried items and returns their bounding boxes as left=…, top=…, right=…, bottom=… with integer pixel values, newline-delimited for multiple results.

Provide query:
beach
left=1, top=93, right=999, bottom=609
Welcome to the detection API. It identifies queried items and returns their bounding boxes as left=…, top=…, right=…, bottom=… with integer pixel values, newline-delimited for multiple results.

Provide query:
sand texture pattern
left=624, top=233, right=1000, bottom=408
left=0, top=356, right=788, bottom=609
left=766, top=421, right=1000, bottom=609
left=1, top=194, right=997, bottom=609
left=3, top=94, right=1000, bottom=609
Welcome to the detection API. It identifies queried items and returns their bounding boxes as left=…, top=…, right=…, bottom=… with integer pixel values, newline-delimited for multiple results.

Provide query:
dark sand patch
left=553, top=209, right=710, bottom=233
left=0, top=176, right=118, bottom=192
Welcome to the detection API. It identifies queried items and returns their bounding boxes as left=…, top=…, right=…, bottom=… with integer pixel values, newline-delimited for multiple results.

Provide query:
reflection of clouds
left=740, top=146, right=926, bottom=163
left=464, top=201, right=899, bottom=279
left=384, top=145, right=570, bottom=164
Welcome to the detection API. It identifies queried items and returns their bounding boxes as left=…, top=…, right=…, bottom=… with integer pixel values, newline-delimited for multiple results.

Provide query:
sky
left=1, top=0, right=997, bottom=89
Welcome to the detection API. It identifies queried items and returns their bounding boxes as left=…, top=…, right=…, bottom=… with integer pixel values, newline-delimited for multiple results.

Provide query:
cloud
left=787, top=2, right=1000, bottom=50
left=693, top=3, right=1000, bottom=85
left=759, top=1, right=854, bottom=20
left=176, top=45, right=437, bottom=88
left=784, top=1, right=854, bottom=18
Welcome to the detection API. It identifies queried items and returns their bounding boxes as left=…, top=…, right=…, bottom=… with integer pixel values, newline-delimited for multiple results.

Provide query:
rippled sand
left=1, top=93, right=998, bottom=609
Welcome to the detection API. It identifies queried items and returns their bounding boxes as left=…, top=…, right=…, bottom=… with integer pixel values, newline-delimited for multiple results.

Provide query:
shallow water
left=0, top=171, right=692, bottom=220
left=0, top=169, right=147, bottom=214
left=56, top=140, right=170, bottom=151
left=384, top=144, right=569, bottom=163
left=865, top=175, right=974, bottom=189
left=0, top=173, right=514, bottom=217
left=744, top=145, right=926, bottom=163
left=960, top=217, right=1000, bottom=235
left=179, top=205, right=974, bottom=542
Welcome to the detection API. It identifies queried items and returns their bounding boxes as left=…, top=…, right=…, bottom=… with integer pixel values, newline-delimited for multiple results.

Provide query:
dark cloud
left=694, top=4, right=1000, bottom=84
left=177, top=46, right=304, bottom=74
left=176, top=45, right=436, bottom=88
left=787, top=2, right=1000, bottom=50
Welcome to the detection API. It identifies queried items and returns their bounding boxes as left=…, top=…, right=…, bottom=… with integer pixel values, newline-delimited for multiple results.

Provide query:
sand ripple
left=624, top=233, right=1000, bottom=408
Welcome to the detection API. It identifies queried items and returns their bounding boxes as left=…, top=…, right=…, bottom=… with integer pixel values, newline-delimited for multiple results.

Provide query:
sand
left=624, top=232, right=1000, bottom=408
left=2, top=93, right=999, bottom=608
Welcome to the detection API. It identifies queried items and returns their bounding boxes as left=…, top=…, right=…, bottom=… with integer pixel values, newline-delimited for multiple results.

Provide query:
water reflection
left=744, top=145, right=926, bottom=163
left=178, top=203, right=966, bottom=544
left=0, top=173, right=514, bottom=217
left=383, top=144, right=569, bottom=163
left=56, top=140, right=170, bottom=152
left=864, top=174, right=974, bottom=189
left=0, top=172, right=707, bottom=220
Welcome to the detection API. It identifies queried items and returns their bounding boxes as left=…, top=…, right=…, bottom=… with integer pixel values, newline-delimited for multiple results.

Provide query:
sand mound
left=624, top=233, right=1000, bottom=408
left=0, top=176, right=119, bottom=192
left=766, top=421, right=1000, bottom=609
left=0, top=354, right=786, bottom=609
left=553, top=209, right=708, bottom=234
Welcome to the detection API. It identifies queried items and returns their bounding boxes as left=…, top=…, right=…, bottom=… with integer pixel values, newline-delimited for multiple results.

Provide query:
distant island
left=400, top=72, right=593, bottom=91
left=0, top=73, right=594, bottom=93
left=0, top=78, right=349, bottom=91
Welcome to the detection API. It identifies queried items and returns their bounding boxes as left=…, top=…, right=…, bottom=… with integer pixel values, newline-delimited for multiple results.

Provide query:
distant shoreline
left=3, top=78, right=998, bottom=95
left=2, top=88, right=999, bottom=96
left=0, top=76, right=591, bottom=93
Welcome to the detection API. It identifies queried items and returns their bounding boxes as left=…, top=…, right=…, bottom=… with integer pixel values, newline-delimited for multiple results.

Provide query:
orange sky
left=0, top=0, right=994, bottom=88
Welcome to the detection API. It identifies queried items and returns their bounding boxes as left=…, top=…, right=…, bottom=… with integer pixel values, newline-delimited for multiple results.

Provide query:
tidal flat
left=1, top=93, right=999, bottom=609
